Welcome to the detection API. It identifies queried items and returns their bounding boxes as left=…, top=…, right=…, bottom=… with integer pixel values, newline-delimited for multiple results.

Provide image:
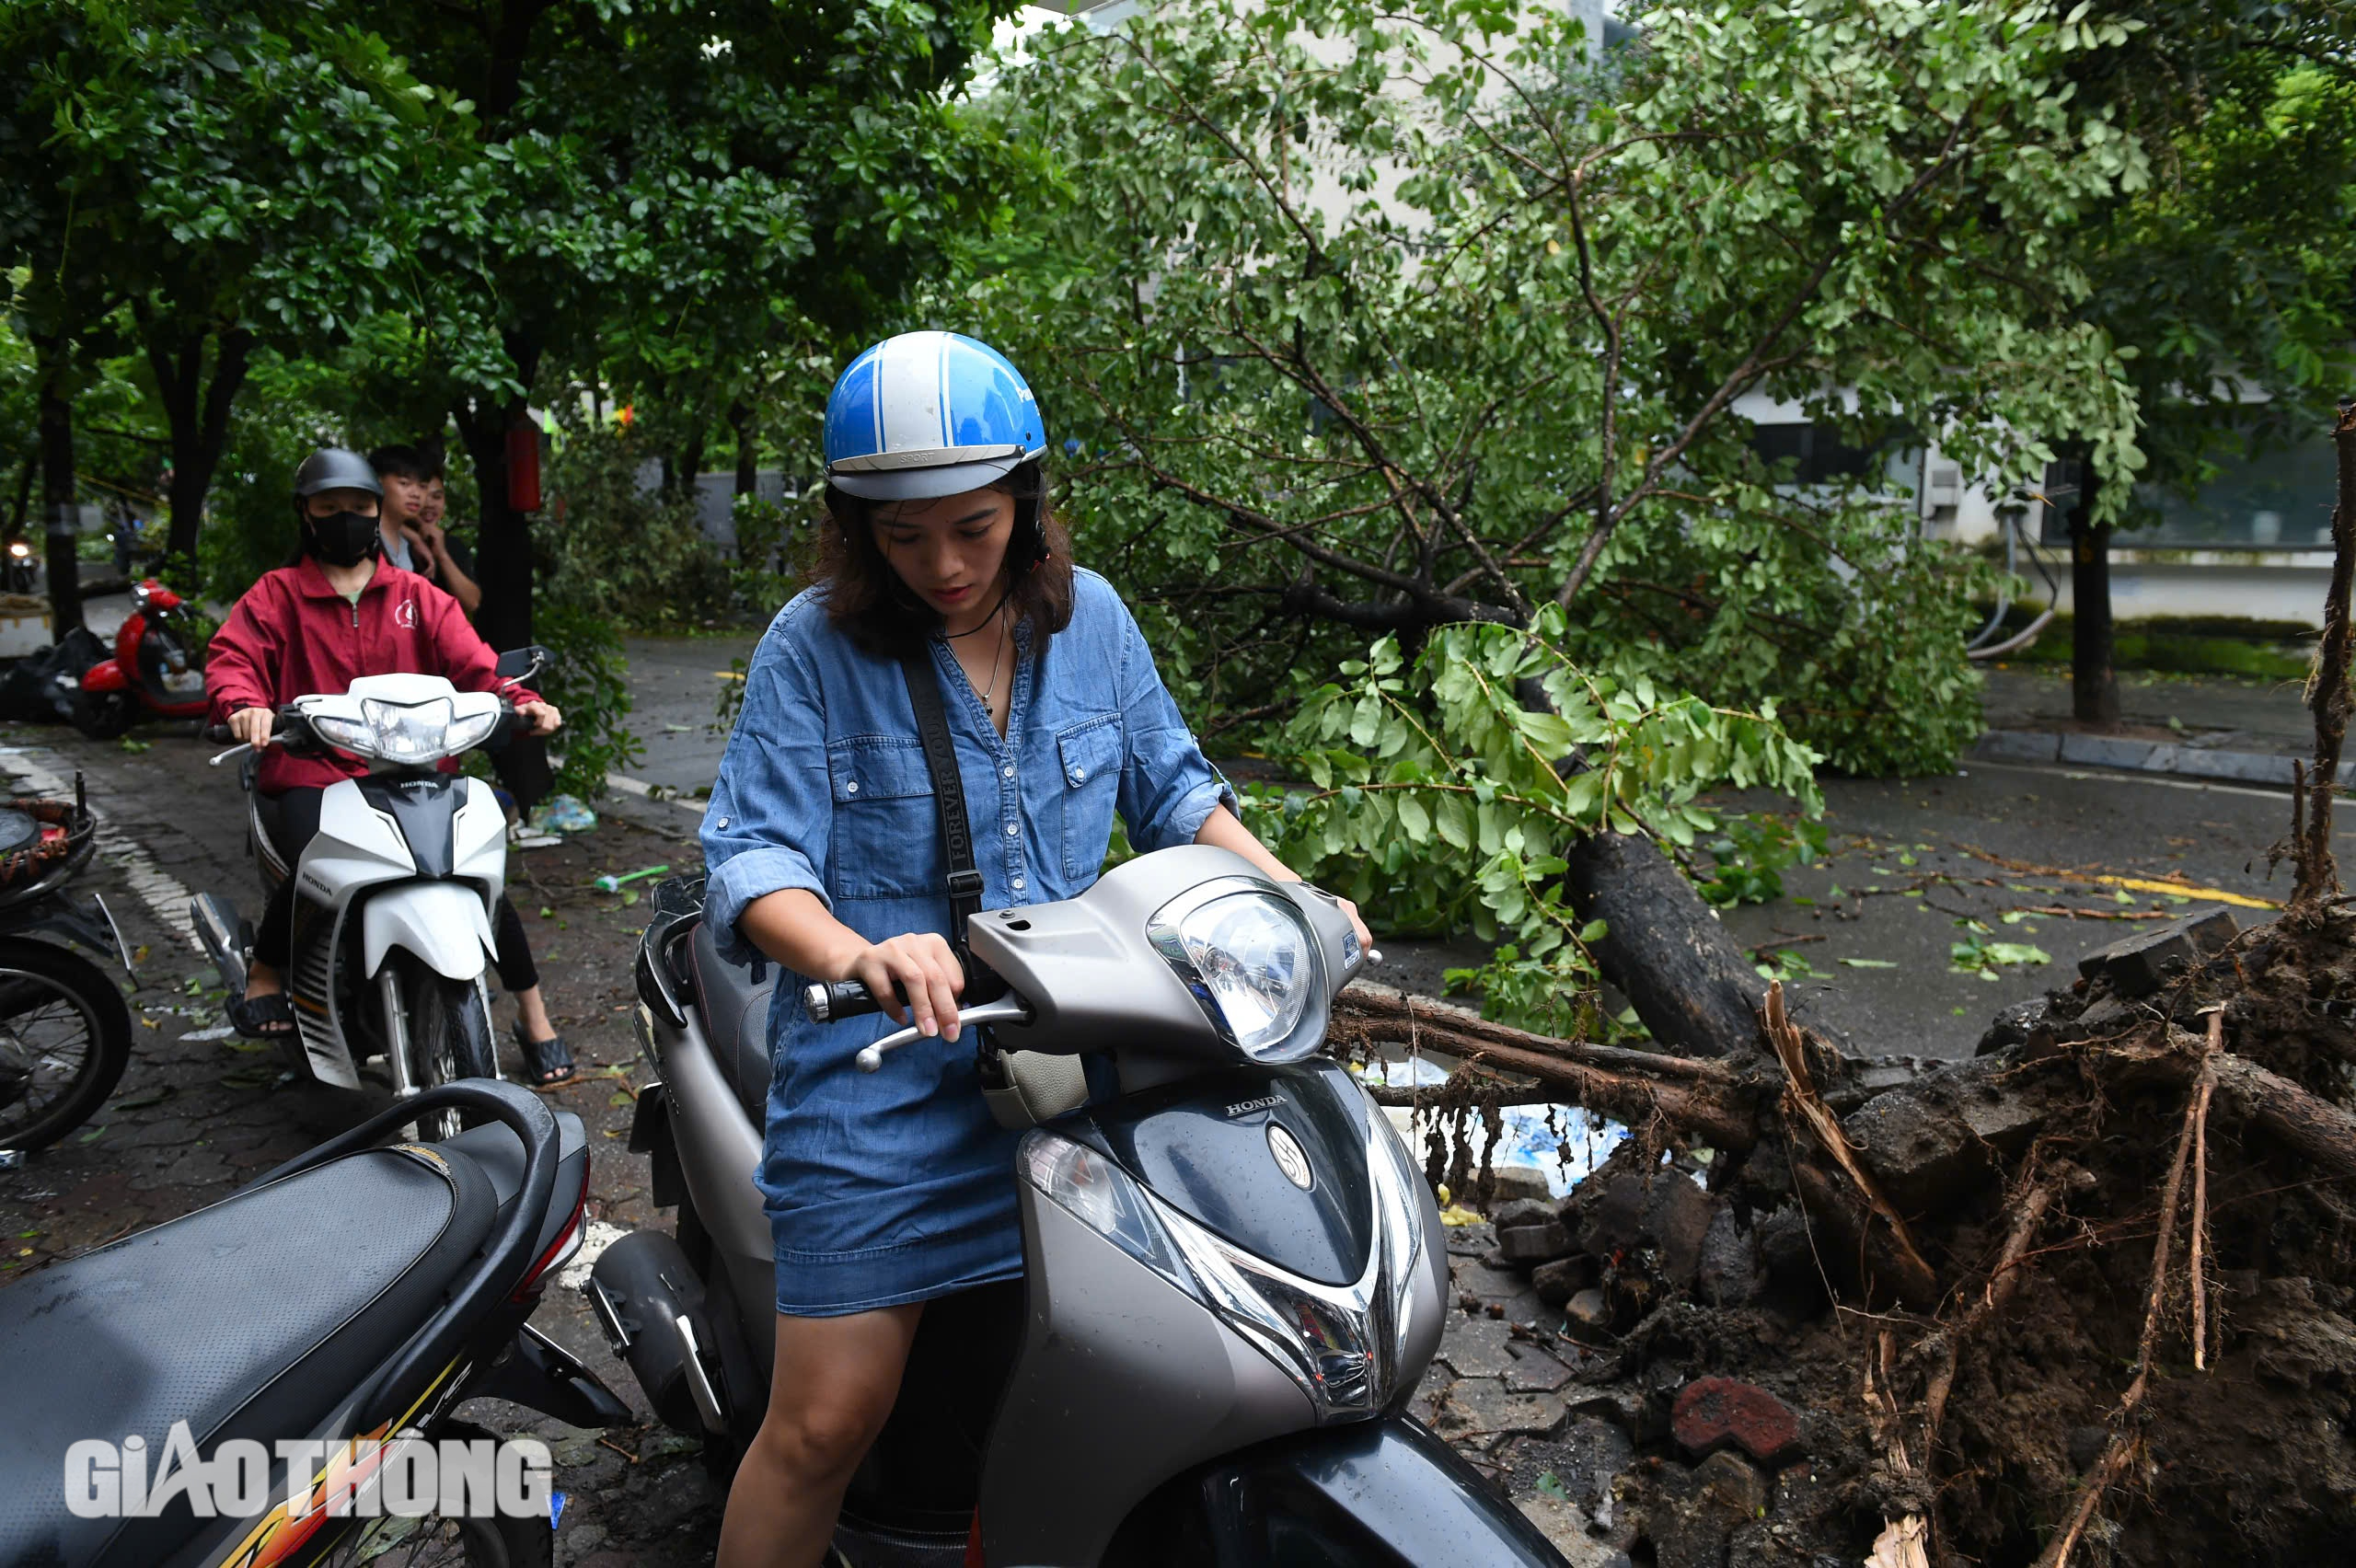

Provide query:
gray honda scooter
left=589, top=845, right=1569, bottom=1566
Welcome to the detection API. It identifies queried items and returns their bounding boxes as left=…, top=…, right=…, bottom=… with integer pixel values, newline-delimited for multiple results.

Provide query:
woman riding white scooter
left=204, top=447, right=578, bottom=1085
left=699, top=332, right=1370, bottom=1567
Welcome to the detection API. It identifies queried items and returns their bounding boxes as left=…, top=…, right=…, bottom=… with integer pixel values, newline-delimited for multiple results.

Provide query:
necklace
left=975, top=614, right=1010, bottom=704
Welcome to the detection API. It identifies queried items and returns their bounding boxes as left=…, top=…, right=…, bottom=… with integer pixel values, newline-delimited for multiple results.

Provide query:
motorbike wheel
left=306, top=1419, right=554, bottom=1568
left=396, top=951, right=497, bottom=1142
left=0, top=935, right=133, bottom=1153
left=69, top=687, right=133, bottom=741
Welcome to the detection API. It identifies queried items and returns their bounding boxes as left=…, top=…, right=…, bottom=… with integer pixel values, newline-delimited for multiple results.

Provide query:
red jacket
left=205, top=557, right=539, bottom=794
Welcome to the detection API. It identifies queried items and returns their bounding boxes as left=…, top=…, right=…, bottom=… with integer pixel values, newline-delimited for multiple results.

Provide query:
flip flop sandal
left=227, top=991, right=296, bottom=1040
left=513, top=1020, right=575, bottom=1086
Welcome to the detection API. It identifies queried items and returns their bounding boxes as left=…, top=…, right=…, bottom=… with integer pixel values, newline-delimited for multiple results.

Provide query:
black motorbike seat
left=690, top=916, right=777, bottom=1122
left=0, top=1144, right=499, bottom=1567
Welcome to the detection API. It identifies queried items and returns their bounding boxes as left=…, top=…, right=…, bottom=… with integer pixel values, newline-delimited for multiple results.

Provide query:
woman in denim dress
left=701, top=333, right=1367, bottom=1567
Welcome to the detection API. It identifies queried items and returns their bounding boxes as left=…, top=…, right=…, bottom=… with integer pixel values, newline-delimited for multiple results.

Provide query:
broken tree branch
left=2294, top=397, right=2356, bottom=906
left=2190, top=1009, right=2223, bottom=1371
left=1332, top=984, right=1763, bottom=1152
left=1765, top=982, right=1940, bottom=1304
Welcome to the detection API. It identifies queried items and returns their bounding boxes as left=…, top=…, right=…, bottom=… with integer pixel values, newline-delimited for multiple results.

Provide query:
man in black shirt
left=369, top=444, right=482, bottom=616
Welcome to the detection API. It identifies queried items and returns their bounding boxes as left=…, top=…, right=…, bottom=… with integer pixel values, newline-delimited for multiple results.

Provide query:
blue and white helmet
left=823, top=331, right=1046, bottom=502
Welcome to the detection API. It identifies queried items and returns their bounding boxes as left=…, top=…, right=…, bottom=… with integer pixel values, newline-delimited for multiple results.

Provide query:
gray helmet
left=292, top=448, right=382, bottom=503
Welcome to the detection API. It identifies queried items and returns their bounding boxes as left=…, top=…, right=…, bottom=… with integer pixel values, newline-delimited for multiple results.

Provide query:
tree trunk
left=37, top=350, right=81, bottom=638
left=1565, top=829, right=1770, bottom=1058
left=731, top=400, right=757, bottom=498
left=675, top=421, right=710, bottom=504
left=2066, top=449, right=2118, bottom=726
left=453, top=335, right=551, bottom=804
left=144, top=324, right=254, bottom=568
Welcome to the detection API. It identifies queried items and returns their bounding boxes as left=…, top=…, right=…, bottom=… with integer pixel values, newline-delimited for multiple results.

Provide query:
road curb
left=1971, top=729, right=2339, bottom=789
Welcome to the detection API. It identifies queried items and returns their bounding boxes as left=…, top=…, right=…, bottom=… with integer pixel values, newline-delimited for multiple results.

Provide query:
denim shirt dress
left=700, top=569, right=1236, bottom=1317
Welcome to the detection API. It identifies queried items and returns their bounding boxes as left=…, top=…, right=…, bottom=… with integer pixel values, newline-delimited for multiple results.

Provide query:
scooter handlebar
left=206, top=708, right=306, bottom=766
left=803, top=978, right=897, bottom=1024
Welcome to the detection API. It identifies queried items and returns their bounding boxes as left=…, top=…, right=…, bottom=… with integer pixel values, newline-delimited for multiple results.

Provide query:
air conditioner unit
left=1919, top=453, right=1963, bottom=520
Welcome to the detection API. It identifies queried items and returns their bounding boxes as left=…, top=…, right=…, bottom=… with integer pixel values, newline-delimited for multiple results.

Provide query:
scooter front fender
left=1114, top=1414, right=1573, bottom=1567
left=362, top=882, right=496, bottom=981
left=80, top=658, right=128, bottom=694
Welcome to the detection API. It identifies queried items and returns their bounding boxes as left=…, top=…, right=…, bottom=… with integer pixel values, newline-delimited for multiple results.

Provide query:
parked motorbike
left=73, top=577, right=211, bottom=740
left=593, top=845, right=1571, bottom=1566
left=4, top=536, right=36, bottom=594
left=0, top=771, right=135, bottom=1157
left=190, top=651, right=549, bottom=1141
left=0, top=1077, right=629, bottom=1567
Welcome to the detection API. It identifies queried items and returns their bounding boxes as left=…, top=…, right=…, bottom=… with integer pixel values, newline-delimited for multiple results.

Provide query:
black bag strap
left=898, top=646, right=986, bottom=951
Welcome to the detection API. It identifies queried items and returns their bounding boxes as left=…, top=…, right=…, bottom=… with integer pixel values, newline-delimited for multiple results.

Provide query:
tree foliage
left=980, top=0, right=2152, bottom=775
left=968, top=0, right=2176, bottom=1021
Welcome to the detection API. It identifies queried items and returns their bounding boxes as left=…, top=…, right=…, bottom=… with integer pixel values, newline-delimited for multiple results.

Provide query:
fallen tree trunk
left=1566, top=829, right=1772, bottom=1060
left=1334, top=985, right=1766, bottom=1153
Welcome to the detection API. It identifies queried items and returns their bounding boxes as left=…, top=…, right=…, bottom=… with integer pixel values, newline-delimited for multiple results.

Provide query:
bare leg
left=716, top=1305, right=924, bottom=1568
left=514, top=985, right=556, bottom=1043
left=244, top=959, right=283, bottom=998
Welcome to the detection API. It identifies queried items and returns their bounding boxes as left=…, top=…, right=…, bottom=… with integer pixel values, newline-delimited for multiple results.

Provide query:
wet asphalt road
left=1713, top=759, right=2303, bottom=1058
left=614, top=639, right=2311, bottom=1062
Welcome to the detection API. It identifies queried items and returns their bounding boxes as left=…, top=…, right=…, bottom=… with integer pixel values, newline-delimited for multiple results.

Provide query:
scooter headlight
left=310, top=712, right=375, bottom=755
left=1019, top=1130, right=1195, bottom=1297
left=1149, top=888, right=1321, bottom=1061
left=360, top=697, right=456, bottom=765
left=444, top=707, right=500, bottom=753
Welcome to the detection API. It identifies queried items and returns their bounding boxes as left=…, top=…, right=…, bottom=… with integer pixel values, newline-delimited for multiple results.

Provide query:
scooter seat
left=690, top=917, right=777, bottom=1122
left=0, top=1142, right=500, bottom=1568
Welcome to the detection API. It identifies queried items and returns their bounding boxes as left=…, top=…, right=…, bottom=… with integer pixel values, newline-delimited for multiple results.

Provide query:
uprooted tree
left=1265, top=409, right=2356, bottom=1568
left=980, top=0, right=2152, bottom=1052
left=980, top=4, right=2356, bottom=1557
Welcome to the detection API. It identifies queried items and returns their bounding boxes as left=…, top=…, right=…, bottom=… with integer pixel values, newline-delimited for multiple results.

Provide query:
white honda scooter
left=191, top=652, right=546, bottom=1140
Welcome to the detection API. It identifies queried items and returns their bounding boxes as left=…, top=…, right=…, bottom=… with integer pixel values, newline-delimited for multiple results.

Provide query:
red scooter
left=72, top=578, right=210, bottom=739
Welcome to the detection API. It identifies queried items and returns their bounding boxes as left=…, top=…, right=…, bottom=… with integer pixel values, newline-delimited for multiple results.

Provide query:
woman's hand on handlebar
left=516, top=700, right=561, bottom=737
left=846, top=932, right=964, bottom=1043
left=1335, top=894, right=1371, bottom=955
left=229, top=707, right=278, bottom=749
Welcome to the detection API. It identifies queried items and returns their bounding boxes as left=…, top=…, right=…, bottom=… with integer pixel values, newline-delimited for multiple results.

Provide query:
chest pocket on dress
left=827, top=738, right=940, bottom=901
left=1056, top=717, right=1123, bottom=882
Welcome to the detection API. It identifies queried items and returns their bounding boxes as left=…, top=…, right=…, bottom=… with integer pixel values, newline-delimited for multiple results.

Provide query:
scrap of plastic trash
left=593, top=864, right=670, bottom=894
left=528, top=794, right=598, bottom=835
left=1354, top=1053, right=1628, bottom=1198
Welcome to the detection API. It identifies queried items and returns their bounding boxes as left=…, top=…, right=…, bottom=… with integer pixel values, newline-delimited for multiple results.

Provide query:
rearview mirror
left=494, top=645, right=556, bottom=683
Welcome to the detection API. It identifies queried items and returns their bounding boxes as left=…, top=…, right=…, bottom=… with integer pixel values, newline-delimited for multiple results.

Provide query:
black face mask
left=304, top=509, right=381, bottom=568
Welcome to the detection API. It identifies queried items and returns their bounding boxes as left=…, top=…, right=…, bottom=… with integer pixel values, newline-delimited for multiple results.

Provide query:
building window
left=2126, top=427, right=2338, bottom=549
left=1748, top=421, right=1888, bottom=486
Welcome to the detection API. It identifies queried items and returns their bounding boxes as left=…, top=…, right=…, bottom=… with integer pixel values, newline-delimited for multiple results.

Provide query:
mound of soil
left=1443, top=909, right=2356, bottom=1567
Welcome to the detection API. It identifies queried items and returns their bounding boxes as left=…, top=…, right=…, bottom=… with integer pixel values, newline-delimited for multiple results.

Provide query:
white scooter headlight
left=443, top=707, right=500, bottom=753
left=310, top=712, right=375, bottom=755
left=1149, top=887, right=1320, bottom=1061
left=360, top=697, right=455, bottom=765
